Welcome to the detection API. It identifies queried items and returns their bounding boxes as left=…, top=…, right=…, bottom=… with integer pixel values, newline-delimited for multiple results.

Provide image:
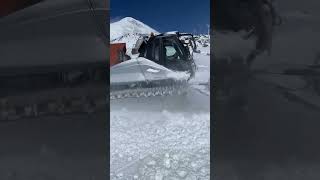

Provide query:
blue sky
left=110, top=0, right=210, bottom=34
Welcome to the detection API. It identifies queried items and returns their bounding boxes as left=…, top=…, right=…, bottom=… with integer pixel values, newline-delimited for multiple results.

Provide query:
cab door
left=151, top=38, right=164, bottom=66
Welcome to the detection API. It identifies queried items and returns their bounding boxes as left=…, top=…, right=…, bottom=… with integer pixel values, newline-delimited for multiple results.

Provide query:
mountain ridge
left=110, top=17, right=158, bottom=41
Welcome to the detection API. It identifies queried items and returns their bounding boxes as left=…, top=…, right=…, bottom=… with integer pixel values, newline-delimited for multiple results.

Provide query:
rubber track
left=110, top=84, right=189, bottom=100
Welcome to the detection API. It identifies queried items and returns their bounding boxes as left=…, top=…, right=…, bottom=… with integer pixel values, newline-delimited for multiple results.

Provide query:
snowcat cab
left=136, top=33, right=196, bottom=78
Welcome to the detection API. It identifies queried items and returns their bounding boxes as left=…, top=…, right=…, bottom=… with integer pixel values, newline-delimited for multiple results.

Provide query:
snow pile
left=195, top=35, right=211, bottom=55
left=195, top=34, right=210, bottom=46
left=190, top=53, right=210, bottom=84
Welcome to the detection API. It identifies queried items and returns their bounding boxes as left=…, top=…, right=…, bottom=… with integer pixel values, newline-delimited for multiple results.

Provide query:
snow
left=110, top=17, right=159, bottom=41
left=111, top=33, right=142, bottom=53
left=110, top=18, right=210, bottom=180
left=164, top=31, right=179, bottom=35
left=110, top=17, right=159, bottom=55
left=166, top=71, right=190, bottom=80
left=110, top=94, right=210, bottom=179
left=146, top=68, right=160, bottom=73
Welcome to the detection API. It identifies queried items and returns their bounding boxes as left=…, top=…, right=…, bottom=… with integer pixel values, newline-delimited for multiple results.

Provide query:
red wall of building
left=110, top=43, right=126, bottom=67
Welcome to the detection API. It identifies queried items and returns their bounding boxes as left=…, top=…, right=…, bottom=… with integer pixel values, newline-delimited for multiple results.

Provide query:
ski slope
left=110, top=17, right=210, bottom=180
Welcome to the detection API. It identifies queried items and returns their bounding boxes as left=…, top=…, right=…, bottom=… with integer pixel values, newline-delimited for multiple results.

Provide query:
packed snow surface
left=110, top=86, right=210, bottom=179
left=110, top=18, right=210, bottom=179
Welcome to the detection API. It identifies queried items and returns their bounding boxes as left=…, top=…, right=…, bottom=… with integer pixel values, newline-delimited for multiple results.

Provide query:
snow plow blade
left=110, top=57, right=191, bottom=99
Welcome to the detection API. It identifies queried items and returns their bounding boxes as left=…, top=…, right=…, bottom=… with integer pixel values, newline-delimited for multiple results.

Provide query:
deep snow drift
left=110, top=17, right=210, bottom=179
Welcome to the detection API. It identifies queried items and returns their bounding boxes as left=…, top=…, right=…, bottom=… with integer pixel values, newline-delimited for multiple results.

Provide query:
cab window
left=163, top=39, right=183, bottom=61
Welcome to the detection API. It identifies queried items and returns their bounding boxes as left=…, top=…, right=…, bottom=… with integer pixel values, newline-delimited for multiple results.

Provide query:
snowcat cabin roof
left=155, top=33, right=177, bottom=38
left=147, top=34, right=183, bottom=46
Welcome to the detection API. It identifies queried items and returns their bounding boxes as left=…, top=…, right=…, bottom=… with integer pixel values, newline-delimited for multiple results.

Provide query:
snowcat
left=0, top=0, right=108, bottom=121
left=110, top=32, right=197, bottom=99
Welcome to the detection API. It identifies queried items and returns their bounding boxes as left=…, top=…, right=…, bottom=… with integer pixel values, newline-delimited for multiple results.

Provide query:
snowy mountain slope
left=110, top=33, right=141, bottom=53
left=110, top=17, right=158, bottom=41
left=110, top=17, right=159, bottom=53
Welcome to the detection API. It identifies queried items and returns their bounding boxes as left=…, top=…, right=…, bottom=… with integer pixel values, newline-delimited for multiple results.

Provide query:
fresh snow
left=146, top=68, right=160, bottom=73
